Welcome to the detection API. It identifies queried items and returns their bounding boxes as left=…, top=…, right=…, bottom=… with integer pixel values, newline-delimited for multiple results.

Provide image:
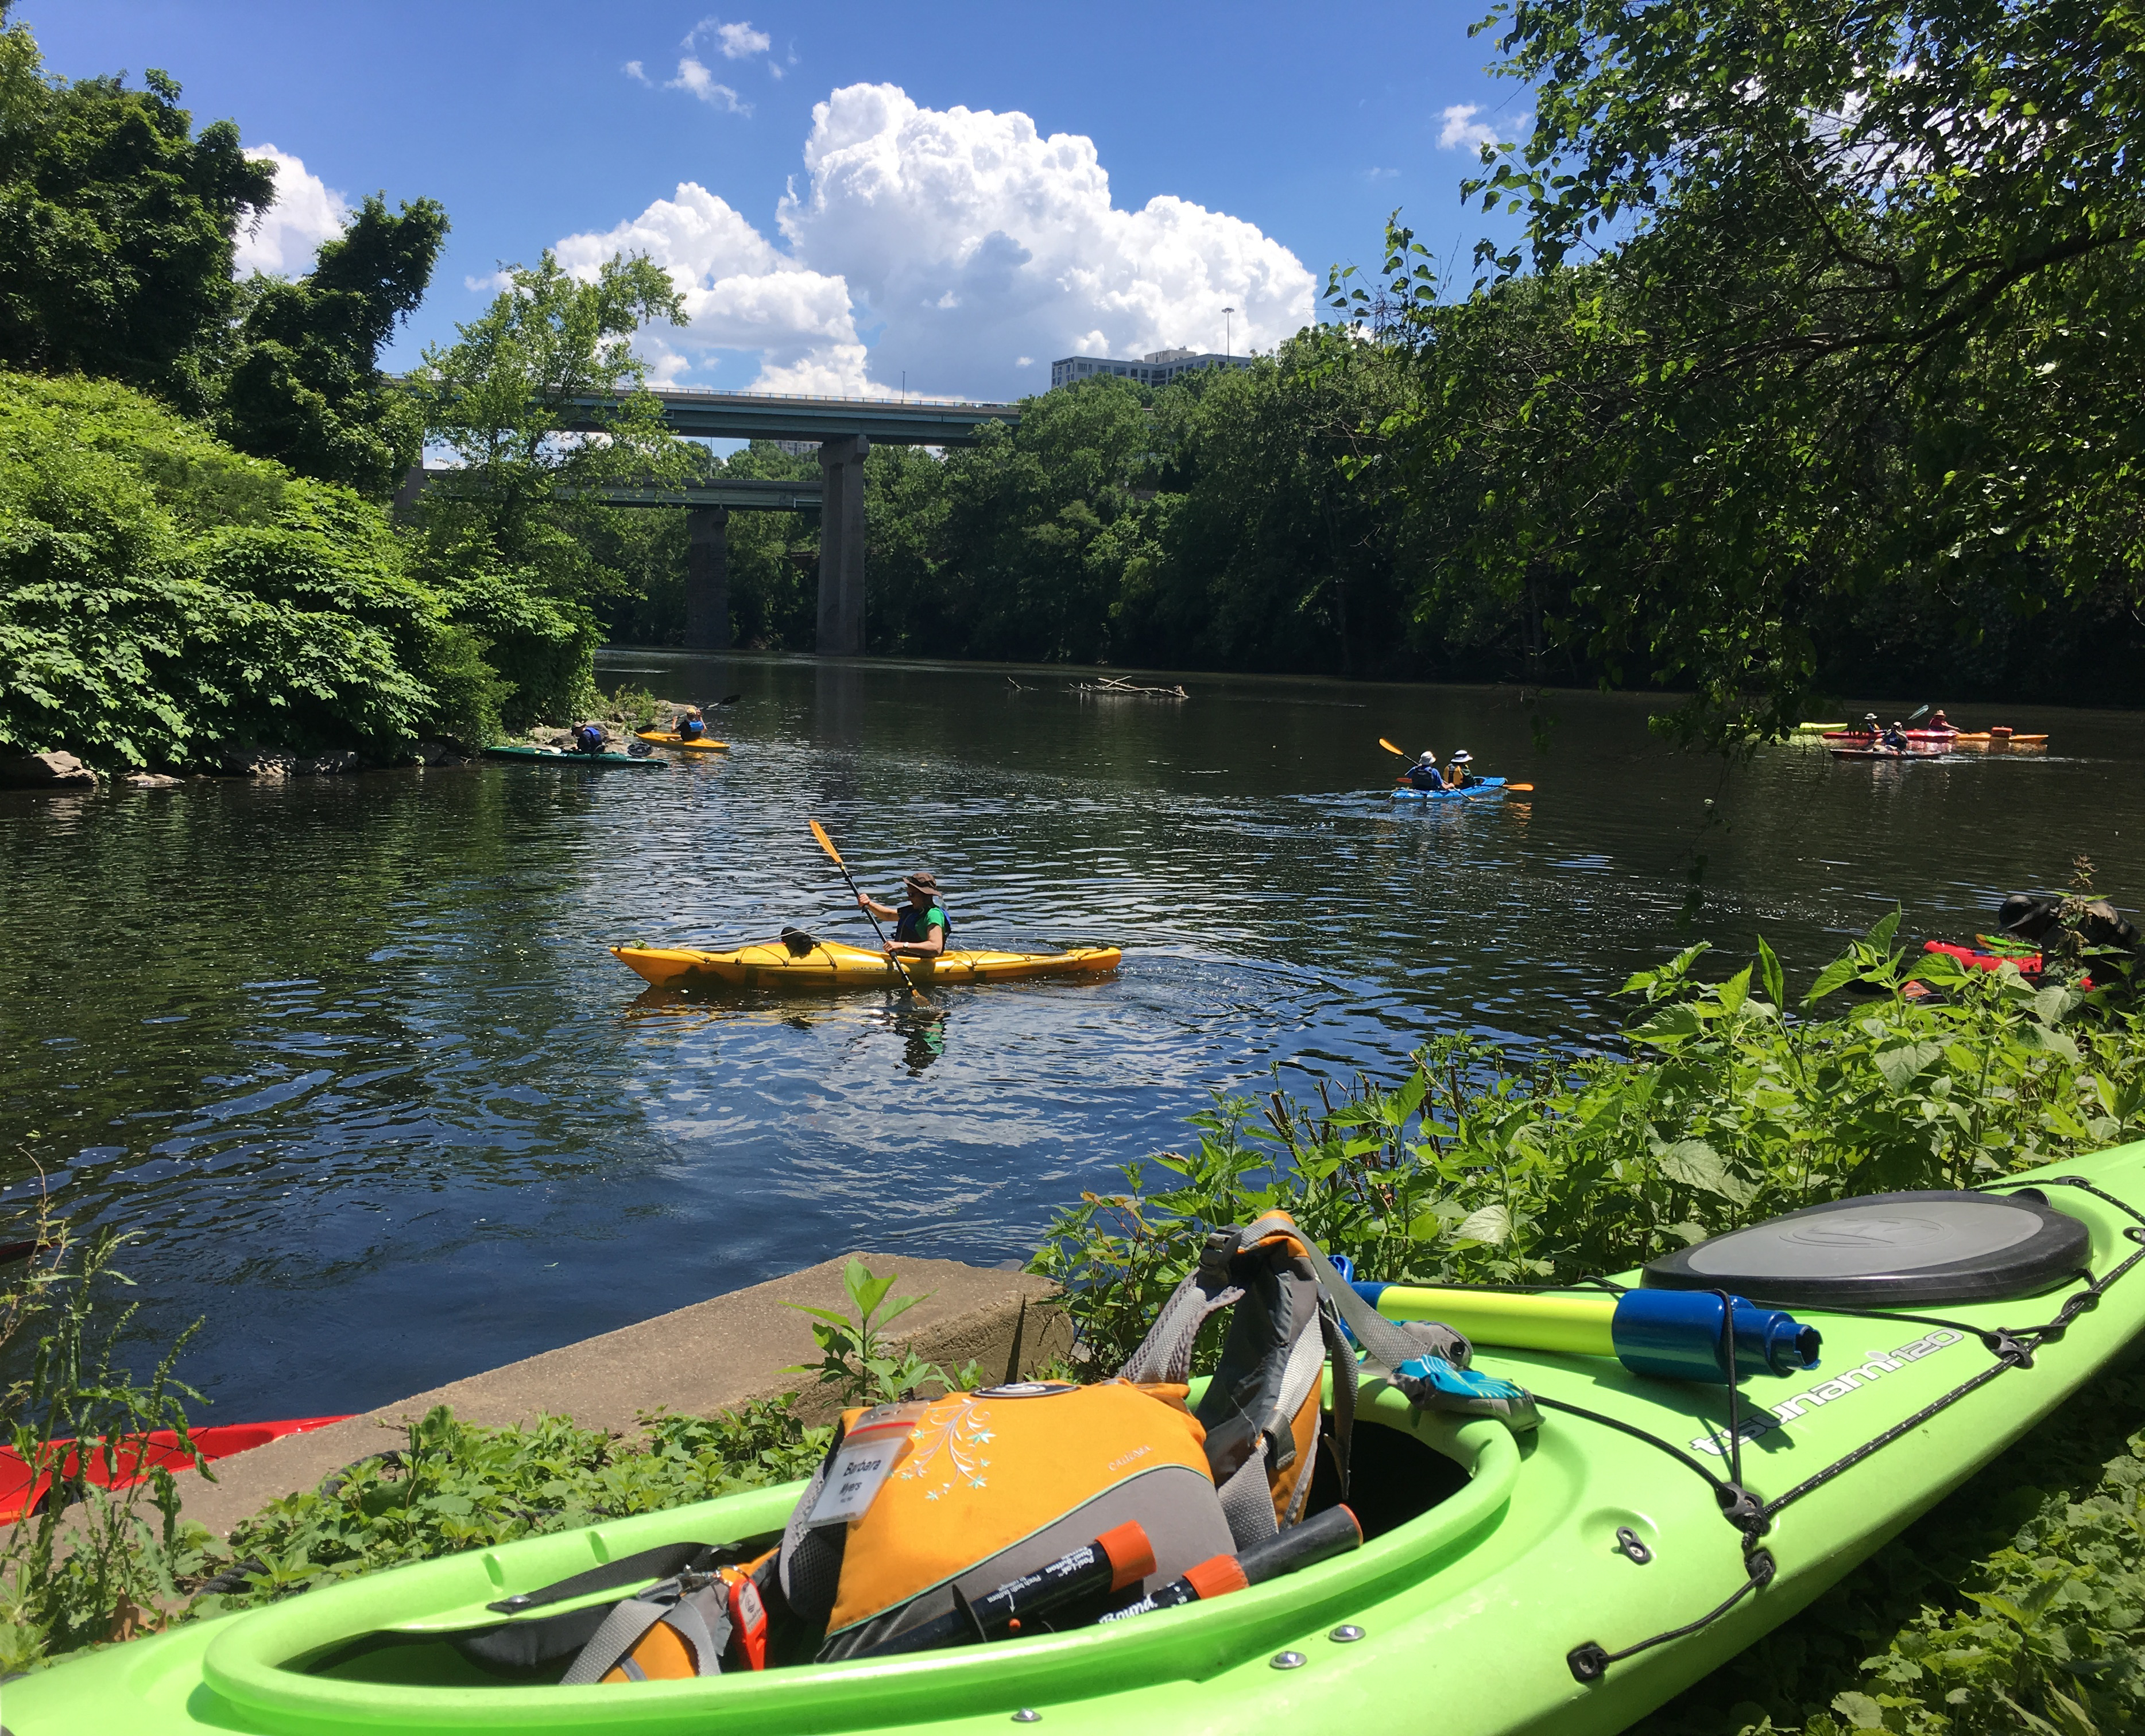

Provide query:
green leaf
left=845, top=1262, right=898, bottom=1321
left=1655, top=1138, right=1747, bottom=1201
left=1806, top=956, right=1861, bottom=1005
left=1756, top=936, right=1786, bottom=1014
left=1716, top=966, right=1752, bottom=1020
left=1454, top=1204, right=1512, bottom=1244
left=2030, top=1024, right=2081, bottom=1064
left=1875, top=1040, right=1945, bottom=1094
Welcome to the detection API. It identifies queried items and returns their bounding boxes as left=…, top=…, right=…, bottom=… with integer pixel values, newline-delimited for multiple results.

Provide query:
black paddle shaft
left=824, top=855, right=920, bottom=1002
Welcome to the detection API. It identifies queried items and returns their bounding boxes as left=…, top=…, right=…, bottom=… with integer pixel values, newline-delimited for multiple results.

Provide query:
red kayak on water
left=0, top=1416, right=349, bottom=1523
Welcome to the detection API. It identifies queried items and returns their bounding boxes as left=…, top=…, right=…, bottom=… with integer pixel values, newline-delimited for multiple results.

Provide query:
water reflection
left=0, top=656, right=2134, bottom=1417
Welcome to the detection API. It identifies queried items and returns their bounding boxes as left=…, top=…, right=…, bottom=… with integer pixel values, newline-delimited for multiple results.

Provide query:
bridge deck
left=577, top=387, right=1020, bottom=446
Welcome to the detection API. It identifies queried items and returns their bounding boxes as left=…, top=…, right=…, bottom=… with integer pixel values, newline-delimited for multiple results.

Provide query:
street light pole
left=1223, top=306, right=1236, bottom=362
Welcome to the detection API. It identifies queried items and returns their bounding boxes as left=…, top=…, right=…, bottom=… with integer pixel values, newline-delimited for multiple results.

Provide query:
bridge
left=564, top=387, right=1021, bottom=655
left=397, top=382, right=1021, bottom=654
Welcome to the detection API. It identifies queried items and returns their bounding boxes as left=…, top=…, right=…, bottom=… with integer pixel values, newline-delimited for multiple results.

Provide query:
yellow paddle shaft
left=1369, top=1285, right=1617, bottom=1357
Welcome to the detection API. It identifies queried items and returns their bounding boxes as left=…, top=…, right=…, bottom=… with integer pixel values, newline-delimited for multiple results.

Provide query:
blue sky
left=33, top=2, right=1532, bottom=401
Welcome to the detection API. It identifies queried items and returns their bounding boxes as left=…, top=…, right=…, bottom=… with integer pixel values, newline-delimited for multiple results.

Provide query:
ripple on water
left=0, top=660, right=2131, bottom=1415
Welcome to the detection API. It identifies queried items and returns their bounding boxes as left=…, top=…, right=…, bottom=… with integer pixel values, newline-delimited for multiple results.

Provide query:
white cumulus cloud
left=1437, top=103, right=1528, bottom=153
left=690, top=17, right=771, bottom=59
left=551, top=83, right=1316, bottom=400
left=235, top=145, right=349, bottom=276
left=669, top=57, right=748, bottom=112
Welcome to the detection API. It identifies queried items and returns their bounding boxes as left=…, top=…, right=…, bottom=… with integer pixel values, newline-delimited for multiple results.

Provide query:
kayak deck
left=485, top=746, right=667, bottom=770
left=634, top=731, right=729, bottom=752
left=612, top=936, right=1123, bottom=991
left=19, top=1141, right=2145, bottom=1736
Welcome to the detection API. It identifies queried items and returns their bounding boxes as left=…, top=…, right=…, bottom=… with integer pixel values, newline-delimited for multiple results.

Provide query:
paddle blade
left=808, top=818, right=845, bottom=867
left=1378, top=737, right=1406, bottom=758
left=1908, top=703, right=1931, bottom=722
left=715, top=693, right=742, bottom=706
left=1505, top=783, right=1535, bottom=792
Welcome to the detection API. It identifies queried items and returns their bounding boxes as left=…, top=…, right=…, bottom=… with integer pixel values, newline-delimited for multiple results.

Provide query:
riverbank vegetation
left=0, top=10, right=677, bottom=770
left=0, top=372, right=501, bottom=768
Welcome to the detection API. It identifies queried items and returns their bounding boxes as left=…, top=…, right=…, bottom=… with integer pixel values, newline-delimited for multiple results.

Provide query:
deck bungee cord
left=1552, top=1171, right=2145, bottom=1683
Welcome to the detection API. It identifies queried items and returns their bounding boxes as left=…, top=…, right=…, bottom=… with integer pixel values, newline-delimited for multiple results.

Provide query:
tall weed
left=0, top=1200, right=205, bottom=1672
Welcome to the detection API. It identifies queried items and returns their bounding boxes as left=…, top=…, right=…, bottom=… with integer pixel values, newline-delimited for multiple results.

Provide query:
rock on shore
left=0, top=750, right=96, bottom=786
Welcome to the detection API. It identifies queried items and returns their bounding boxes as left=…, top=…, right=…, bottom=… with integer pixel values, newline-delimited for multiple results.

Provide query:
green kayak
left=16, top=1140, right=2145, bottom=1735
left=484, top=746, right=668, bottom=770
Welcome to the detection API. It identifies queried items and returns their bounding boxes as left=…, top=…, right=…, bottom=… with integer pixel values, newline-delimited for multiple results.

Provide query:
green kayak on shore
left=16, top=1140, right=2145, bottom=1736
left=484, top=746, right=668, bottom=770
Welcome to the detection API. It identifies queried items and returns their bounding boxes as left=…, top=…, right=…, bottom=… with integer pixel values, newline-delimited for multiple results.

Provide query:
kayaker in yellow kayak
left=857, top=871, right=951, bottom=960
left=677, top=707, right=708, bottom=741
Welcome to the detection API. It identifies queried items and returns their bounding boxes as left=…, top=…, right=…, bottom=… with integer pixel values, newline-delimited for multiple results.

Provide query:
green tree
left=408, top=251, right=690, bottom=727
left=218, top=194, right=448, bottom=497
left=1430, top=0, right=2145, bottom=743
left=0, top=371, right=495, bottom=770
left=1140, top=334, right=1410, bottom=675
left=0, top=15, right=273, bottom=409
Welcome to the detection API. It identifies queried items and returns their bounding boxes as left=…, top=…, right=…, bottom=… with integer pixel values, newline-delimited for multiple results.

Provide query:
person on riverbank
left=678, top=707, right=708, bottom=741
left=1403, top=750, right=1446, bottom=792
left=859, top=872, right=951, bottom=960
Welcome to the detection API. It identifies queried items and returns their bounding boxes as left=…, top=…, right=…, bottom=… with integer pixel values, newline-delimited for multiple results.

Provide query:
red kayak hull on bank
left=0, top=1416, right=350, bottom=1523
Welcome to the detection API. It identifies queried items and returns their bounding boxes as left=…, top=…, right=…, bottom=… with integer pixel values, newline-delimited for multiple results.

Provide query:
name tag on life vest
left=806, top=1402, right=928, bottom=1528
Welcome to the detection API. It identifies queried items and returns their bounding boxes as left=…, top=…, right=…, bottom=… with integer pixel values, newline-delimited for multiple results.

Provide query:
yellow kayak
left=634, top=730, right=728, bottom=752
left=611, top=936, right=1122, bottom=991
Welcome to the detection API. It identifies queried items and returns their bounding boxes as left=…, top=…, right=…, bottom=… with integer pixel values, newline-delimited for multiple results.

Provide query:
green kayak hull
left=17, top=1140, right=2145, bottom=1736
left=483, top=747, right=668, bottom=770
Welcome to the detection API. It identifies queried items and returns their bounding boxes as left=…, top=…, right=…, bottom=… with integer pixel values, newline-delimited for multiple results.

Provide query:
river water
left=1, top=655, right=2136, bottom=1419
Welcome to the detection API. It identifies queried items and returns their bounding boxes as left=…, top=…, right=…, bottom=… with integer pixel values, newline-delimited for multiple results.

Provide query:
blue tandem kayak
left=1389, top=776, right=1507, bottom=803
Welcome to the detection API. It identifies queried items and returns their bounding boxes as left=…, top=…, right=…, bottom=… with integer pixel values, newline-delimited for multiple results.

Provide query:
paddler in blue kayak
left=1445, top=749, right=1481, bottom=788
left=1401, top=749, right=1447, bottom=792
left=858, top=871, right=951, bottom=960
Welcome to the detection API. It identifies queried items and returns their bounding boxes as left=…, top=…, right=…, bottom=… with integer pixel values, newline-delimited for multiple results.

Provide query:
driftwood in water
left=1067, top=676, right=1189, bottom=699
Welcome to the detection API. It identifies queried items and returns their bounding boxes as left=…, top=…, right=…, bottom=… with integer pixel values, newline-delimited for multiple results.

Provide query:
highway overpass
left=545, top=385, right=1020, bottom=654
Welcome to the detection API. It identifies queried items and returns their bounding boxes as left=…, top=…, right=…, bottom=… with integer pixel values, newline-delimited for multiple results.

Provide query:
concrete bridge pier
left=816, top=434, right=869, bottom=655
left=683, top=505, right=731, bottom=650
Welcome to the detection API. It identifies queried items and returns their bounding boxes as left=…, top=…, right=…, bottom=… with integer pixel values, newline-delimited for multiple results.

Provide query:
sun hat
left=1451, top=749, right=1473, bottom=763
left=902, top=871, right=939, bottom=894
left=1419, top=747, right=1437, bottom=761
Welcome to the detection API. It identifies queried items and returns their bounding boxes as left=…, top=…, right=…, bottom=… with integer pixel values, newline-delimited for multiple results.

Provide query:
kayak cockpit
left=196, top=1393, right=1518, bottom=1729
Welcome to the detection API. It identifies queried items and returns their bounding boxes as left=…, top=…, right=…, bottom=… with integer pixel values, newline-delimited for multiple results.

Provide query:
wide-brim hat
left=903, top=871, right=939, bottom=894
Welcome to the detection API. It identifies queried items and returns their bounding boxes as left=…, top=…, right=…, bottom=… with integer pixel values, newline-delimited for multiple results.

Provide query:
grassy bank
left=6, top=912, right=2144, bottom=1733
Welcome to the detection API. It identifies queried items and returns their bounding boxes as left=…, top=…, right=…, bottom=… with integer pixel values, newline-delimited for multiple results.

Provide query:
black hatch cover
left=1641, top=1189, right=2091, bottom=1306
